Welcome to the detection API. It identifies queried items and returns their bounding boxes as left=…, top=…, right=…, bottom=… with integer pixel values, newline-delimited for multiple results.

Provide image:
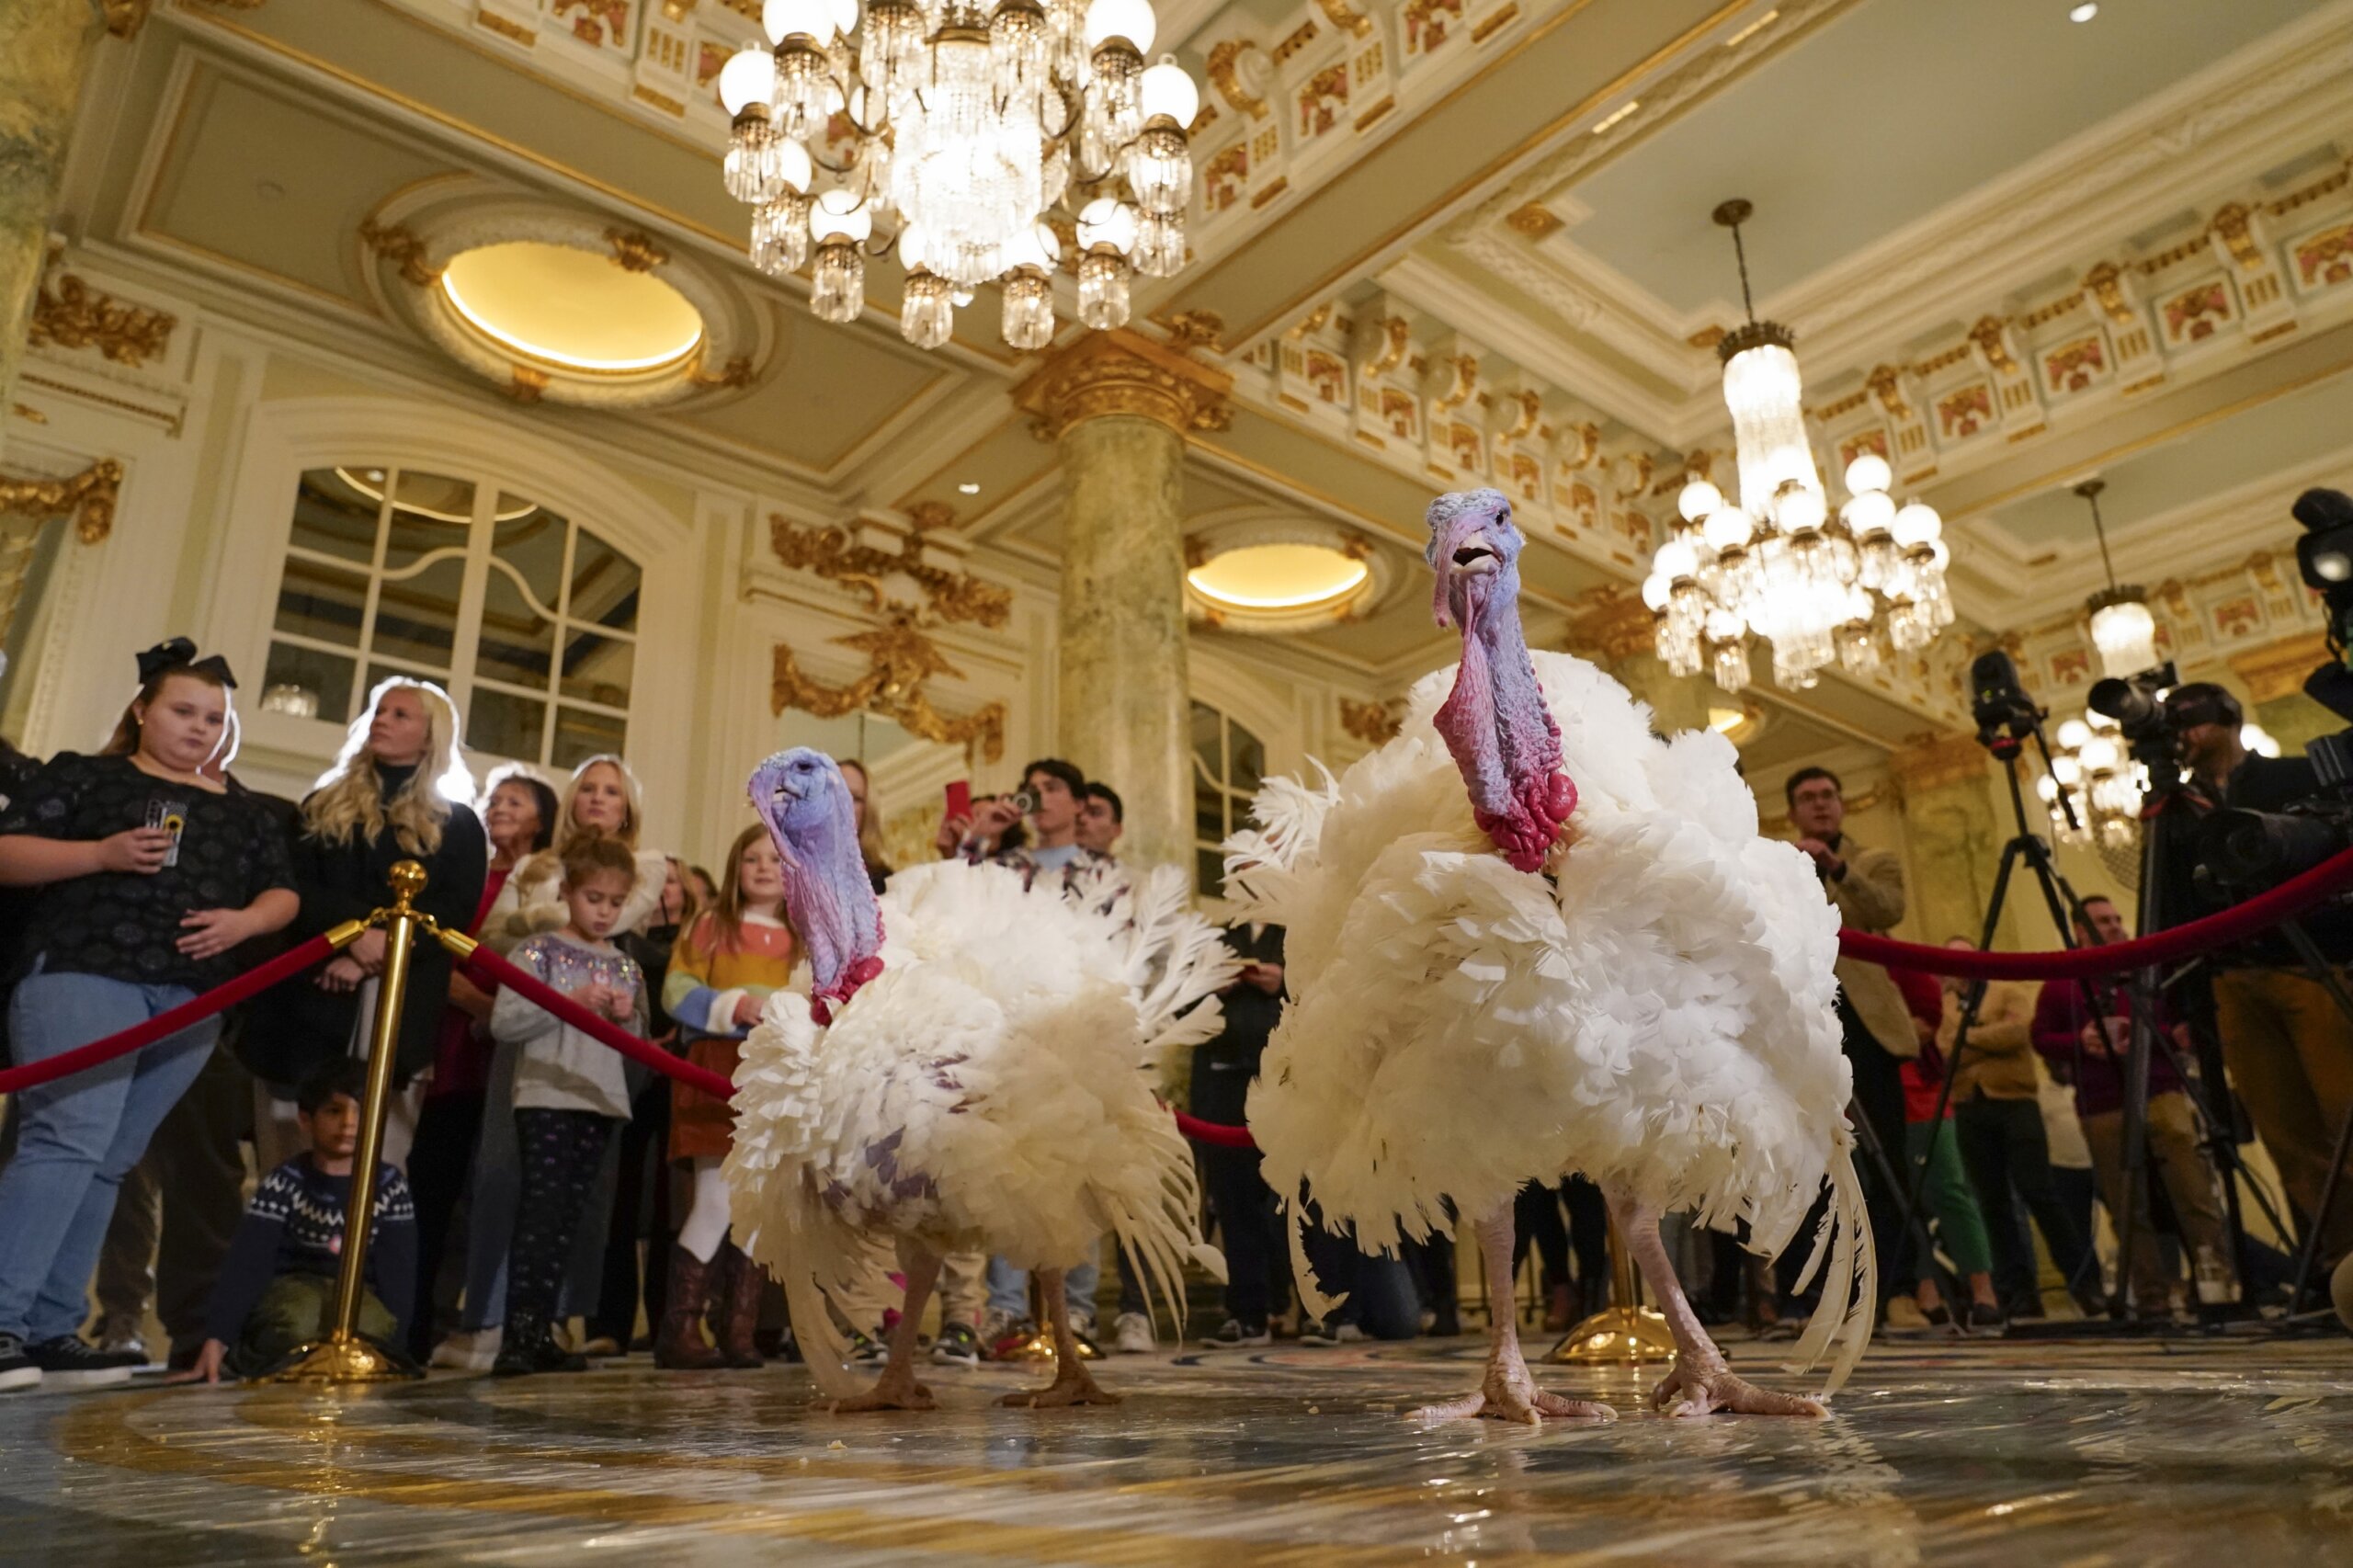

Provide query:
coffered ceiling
left=48, top=0, right=2353, bottom=744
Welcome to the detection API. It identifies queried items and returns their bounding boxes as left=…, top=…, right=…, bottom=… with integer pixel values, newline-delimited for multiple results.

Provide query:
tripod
left=1903, top=726, right=2096, bottom=1313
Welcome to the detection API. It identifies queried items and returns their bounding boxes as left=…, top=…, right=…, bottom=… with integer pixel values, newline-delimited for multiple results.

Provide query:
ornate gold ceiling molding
left=102, top=1, right=151, bottom=37
left=0, top=458, right=123, bottom=545
left=359, top=220, right=443, bottom=288
left=1562, top=584, right=1655, bottom=664
left=768, top=514, right=1012, bottom=629
left=1314, top=0, right=1375, bottom=40
left=770, top=625, right=1007, bottom=763
left=2228, top=629, right=2332, bottom=705
left=1338, top=698, right=1403, bottom=746
left=28, top=275, right=176, bottom=368
left=1888, top=731, right=1990, bottom=797
left=1204, top=40, right=1270, bottom=120
left=605, top=226, right=668, bottom=272
left=1014, top=329, right=1233, bottom=440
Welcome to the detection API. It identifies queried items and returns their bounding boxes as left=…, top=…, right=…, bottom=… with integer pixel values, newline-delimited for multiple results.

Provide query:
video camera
left=1969, top=650, right=2044, bottom=754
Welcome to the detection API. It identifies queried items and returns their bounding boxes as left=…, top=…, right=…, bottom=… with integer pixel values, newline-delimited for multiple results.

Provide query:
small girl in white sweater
left=489, top=835, right=646, bottom=1377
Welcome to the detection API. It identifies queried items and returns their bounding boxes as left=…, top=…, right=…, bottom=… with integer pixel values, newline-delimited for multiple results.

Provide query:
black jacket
left=242, top=764, right=485, bottom=1090
left=1188, top=923, right=1285, bottom=1124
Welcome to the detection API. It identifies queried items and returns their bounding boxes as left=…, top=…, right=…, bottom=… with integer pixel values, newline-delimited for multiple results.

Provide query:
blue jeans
left=986, top=1243, right=1097, bottom=1323
left=0, top=968, right=217, bottom=1343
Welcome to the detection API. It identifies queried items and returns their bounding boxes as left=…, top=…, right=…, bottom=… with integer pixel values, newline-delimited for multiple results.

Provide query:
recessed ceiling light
left=957, top=482, right=981, bottom=494
left=1188, top=542, right=1370, bottom=611
left=439, top=241, right=704, bottom=374
left=2069, top=3, right=2097, bottom=21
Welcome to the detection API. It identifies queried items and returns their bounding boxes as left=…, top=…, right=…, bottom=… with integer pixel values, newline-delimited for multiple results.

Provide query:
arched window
left=1191, top=699, right=1265, bottom=895
left=263, top=465, right=639, bottom=768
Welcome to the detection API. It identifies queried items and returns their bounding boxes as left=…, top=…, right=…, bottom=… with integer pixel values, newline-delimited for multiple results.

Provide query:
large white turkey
left=725, top=747, right=1240, bottom=1410
left=1225, top=486, right=1872, bottom=1423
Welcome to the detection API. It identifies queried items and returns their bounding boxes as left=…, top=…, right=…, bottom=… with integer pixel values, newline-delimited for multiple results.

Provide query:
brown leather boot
left=717, top=1242, right=767, bottom=1369
left=655, top=1244, right=726, bottom=1370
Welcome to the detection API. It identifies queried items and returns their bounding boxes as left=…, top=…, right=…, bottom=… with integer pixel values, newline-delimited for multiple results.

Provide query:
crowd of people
left=0, top=640, right=2344, bottom=1392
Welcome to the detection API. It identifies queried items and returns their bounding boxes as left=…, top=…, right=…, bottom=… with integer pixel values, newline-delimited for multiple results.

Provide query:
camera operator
left=2176, top=682, right=2353, bottom=1275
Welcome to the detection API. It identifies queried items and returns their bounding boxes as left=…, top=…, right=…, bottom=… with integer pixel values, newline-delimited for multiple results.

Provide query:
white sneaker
left=1111, top=1312, right=1154, bottom=1355
left=430, top=1328, right=502, bottom=1370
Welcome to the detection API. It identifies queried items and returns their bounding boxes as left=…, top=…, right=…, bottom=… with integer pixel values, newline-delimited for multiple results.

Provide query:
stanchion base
left=1541, top=1305, right=1677, bottom=1366
left=992, top=1329, right=1100, bottom=1363
left=267, top=1333, right=418, bottom=1384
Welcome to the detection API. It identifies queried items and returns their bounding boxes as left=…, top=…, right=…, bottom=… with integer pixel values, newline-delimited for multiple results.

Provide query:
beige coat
left=1824, top=838, right=1917, bottom=1060
left=481, top=846, right=670, bottom=955
left=1941, top=978, right=2043, bottom=1101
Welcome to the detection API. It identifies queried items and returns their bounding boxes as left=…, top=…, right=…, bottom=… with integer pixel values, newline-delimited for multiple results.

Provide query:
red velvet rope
left=1838, top=842, right=2353, bottom=980
left=0, top=933, right=341, bottom=1095
left=457, top=942, right=734, bottom=1099
left=1174, top=1109, right=1258, bottom=1149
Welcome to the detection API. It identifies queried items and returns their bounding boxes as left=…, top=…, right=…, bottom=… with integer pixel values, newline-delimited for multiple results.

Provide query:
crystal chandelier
left=2074, top=479, right=2159, bottom=678
left=1643, top=200, right=1953, bottom=692
left=716, top=0, right=1200, bottom=350
left=2040, top=709, right=2146, bottom=851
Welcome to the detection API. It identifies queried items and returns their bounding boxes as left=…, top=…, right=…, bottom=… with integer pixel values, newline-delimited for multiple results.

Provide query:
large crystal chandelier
left=2040, top=709, right=2147, bottom=851
left=1643, top=200, right=1953, bottom=692
left=716, top=0, right=1200, bottom=349
left=2073, top=479, right=2159, bottom=677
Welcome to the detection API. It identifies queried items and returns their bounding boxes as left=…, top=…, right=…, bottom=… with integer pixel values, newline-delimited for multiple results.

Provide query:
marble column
left=1887, top=732, right=2039, bottom=949
left=0, top=0, right=108, bottom=460
left=1016, top=330, right=1231, bottom=870
left=1564, top=589, right=1711, bottom=736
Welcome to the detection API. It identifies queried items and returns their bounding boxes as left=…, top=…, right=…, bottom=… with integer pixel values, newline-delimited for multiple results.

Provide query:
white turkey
left=1225, top=486, right=1872, bottom=1423
left=725, top=747, right=1240, bottom=1411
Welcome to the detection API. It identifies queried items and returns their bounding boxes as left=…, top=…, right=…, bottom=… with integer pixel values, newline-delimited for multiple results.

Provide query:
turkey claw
left=1651, top=1361, right=1826, bottom=1418
left=831, top=1377, right=937, bottom=1414
left=1411, top=1369, right=1617, bottom=1426
left=1001, top=1370, right=1120, bottom=1409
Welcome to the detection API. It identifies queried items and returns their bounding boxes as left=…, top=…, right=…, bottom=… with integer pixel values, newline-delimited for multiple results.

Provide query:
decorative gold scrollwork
left=29, top=276, right=176, bottom=368
left=771, top=619, right=1007, bottom=763
left=0, top=458, right=124, bottom=545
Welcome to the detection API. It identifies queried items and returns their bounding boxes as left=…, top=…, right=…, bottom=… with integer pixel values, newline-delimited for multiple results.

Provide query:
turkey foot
left=832, top=1368, right=937, bottom=1414
left=1410, top=1347, right=1615, bottom=1426
left=1411, top=1205, right=1616, bottom=1426
left=1650, top=1357, right=1825, bottom=1418
left=832, top=1244, right=941, bottom=1414
left=999, top=1266, right=1120, bottom=1410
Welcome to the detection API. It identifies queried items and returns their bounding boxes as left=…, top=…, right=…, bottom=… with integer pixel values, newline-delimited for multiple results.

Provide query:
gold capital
left=2229, top=630, right=2330, bottom=705
left=1562, top=586, right=1657, bottom=665
left=1888, top=731, right=1989, bottom=797
left=1014, top=329, right=1233, bottom=440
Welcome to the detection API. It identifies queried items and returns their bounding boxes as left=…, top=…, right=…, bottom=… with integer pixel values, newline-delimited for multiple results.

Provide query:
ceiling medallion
left=716, top=0, right=1202, bottom=349
left=1183, top=515, right=1385, bottom=633
left=1643, top=199, right=1953, bottom=692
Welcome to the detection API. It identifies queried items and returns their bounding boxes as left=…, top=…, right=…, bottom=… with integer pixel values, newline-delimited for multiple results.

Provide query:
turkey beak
left=1430, top=513, right=1502, bottom=630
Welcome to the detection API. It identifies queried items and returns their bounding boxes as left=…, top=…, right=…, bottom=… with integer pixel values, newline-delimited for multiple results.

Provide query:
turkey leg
left=1410, top=1204, right=1615, bottom=1425
left=1001, top=1267, right=1120, bottom=1408
left=1609, top=1191, right=1827, bottom=1417
left=830, top=1245, right=940, bottom=1414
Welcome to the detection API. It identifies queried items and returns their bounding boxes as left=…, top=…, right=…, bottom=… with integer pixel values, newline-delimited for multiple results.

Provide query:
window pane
left=558, top=631, right=632, bottom=707
left=274, top=558, right=367, bottom=648
left=262, top=642, right=355, bottom=723
left=467, top=686, right=547, bottom=763
left=370, top=555, right=463, bottom=672
left=493, top=495, right=567, bottom=612
left=1230, top=725, right=1265, bottom=796
left=568, top=528, right=640, bottom=634
left=1191, top=701, right=1222, bottom=777
left=291, top=468, right=381, bottom=564
left=1196, top=778, right=1223, bottom=841
left=551, top=705, right=627, bottom=770
left=477, top=562, right=554, bottom=689
left=1196, top=848, right=1222, bottom=898
left=384, top=470, right=472, bottom=571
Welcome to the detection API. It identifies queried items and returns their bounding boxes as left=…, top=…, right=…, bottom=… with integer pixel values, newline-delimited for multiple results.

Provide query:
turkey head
left=1425, top=487, right=1575, bottom=872
left=749, top=746, right=884, bottom=1021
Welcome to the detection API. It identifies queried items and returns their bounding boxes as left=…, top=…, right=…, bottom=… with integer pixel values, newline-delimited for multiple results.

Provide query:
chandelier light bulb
left=2079, top=734, right=2120, bottom=773
left=1891, top=501, right=1941, bottom=549
left=1654, top=538, right=1699, bottom=582
left=812, top=241, right=865, bottom=323
left=1702, top=506, right=1754, bottom=552
left=2088, top=594, right=2158, bottom=679
left=901, top=269, right=954, bottom=348
left=765, top=0, right=834, bottom=41
left=1640, top=573, right=1671, bottom=611
left=825, top=0, right=860, bottom=35
left=1776, top=484, right=1826, bottom=535
left=1077, top=249, right=1132, bottom=330
left=1001, top=269, right=1056, bottom=350
left=772, top=136, right=813, bottom=193
left=720, top=46, right=779, bottom=114
left=1844, top=453, right=1893, bottom=496
left=1677, top=479, right=1722, bottom=522
left=1076, top=196, right=1138, bottom=255
left=1082, top=0, right=1156, bottom=52
left=1138, top=56, right=1199, bottom=125
left=2056, top=718, right=2092, bottom=750
left=811, top=187, right=873, bottom=243
left=1841, top=488, right=1895, bottom=537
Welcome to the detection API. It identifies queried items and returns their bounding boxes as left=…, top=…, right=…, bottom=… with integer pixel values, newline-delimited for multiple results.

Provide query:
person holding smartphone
left=0, top=641, right=297, bottom=1392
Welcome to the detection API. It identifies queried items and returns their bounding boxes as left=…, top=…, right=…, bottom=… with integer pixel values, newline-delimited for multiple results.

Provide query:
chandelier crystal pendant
left=1642, top=200, right=1953, bottom=692
left=2074, top=479, right=2160, bottom=678
left=2040, top=709, right=2147, bottom=851
left=716, top=0, right=1201, bottom=350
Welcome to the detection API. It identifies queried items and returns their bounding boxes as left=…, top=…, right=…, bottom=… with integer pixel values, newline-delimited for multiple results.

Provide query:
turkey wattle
left=725, top=747, right=1240, bottom=1411
left=1226, top=487, right=1873, bottom=1423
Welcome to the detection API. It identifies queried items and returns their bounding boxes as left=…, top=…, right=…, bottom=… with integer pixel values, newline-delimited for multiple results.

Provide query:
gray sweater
left=491, top=931, right=646, bottom=1120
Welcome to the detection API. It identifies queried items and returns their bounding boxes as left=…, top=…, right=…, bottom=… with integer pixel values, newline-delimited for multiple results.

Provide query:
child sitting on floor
left=176, top=1060, right=416, bottom=1383
left=489, top=835, right=647, bottom=1377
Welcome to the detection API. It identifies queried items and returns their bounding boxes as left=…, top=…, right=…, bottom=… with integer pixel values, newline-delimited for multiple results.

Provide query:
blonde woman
left=481, top=756, right=670, bottom=952
left=244, top=679, right=485, bottom=1165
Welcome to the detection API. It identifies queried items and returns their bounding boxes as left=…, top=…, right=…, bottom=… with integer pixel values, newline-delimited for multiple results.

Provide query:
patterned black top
left=0, top=751, right=297, bottom=990
left=201, top=1155, right=416, bottom=1344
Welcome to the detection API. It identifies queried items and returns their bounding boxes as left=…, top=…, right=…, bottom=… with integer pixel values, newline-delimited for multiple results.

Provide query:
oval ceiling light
left=439, top=241, right=705, bottom=374
left=1188, top=542, right=1370, bottom=611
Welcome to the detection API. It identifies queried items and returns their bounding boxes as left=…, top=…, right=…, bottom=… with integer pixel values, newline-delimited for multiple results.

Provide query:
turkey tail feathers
left=1283, top=1198, right=1345, bottom=1323
left=1782, top=1123, right=1875, bottom=1396
left=1118, top=863, right=1245, bottom=1064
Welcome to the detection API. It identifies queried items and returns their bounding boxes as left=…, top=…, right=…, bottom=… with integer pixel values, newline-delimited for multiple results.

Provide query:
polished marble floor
left=2, top=1332, right=2349, bottom=1566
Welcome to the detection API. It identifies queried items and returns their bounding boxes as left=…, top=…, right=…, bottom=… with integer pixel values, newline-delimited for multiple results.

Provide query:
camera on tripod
left=1969, top=650, right=2046, bottom=754
left=2087, top=661, right=2183, bottom=768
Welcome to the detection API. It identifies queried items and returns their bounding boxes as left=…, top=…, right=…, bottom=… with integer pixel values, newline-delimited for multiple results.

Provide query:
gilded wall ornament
left=1313, top=0, right=1375, bottom=39
left=0, top=457, right=124, bottom=545
left=28, top=275, right=176, bottom=368
left=606, top=227, right=669, bottom=272
left=771, top=620, right=1007, bottom=762
left=1338, top=698, right=1404, bottom=746
left=101, top=0, right=151, bottom=38
left=1888, top=731, right=1989, bottom=797
left=1506, top=203, right=1563, bottom=239
left=1563, top=585, right=1657, bottom=664
left=1014, top=329, right=1233, bottom=440
left=769, top=515, right=1012, bottom=629
left=359, top=221, right=442, bottom=288
left=1165, top=310, right=1225, bottom=351
left=688, top=353, right=756, bottom=389
left=1204, top=40, right=1269, bottom=120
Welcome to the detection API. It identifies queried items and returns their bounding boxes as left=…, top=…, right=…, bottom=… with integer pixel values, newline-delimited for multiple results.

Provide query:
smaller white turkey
left=1226, top=486, right=1872, bottom=1424
left=724, top=747, right=1240, bottom=1410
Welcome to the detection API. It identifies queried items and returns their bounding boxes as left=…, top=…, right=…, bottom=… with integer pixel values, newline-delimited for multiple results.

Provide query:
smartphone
left=145, top=797, right=188, bottom=869
left=944, top=779, right=972, bottom=823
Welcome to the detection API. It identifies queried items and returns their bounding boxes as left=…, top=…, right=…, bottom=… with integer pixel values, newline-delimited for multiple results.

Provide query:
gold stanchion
left=272, top=860, right=432, bottom=1384
left=1542, top=1214, right=1676, bottom=1366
